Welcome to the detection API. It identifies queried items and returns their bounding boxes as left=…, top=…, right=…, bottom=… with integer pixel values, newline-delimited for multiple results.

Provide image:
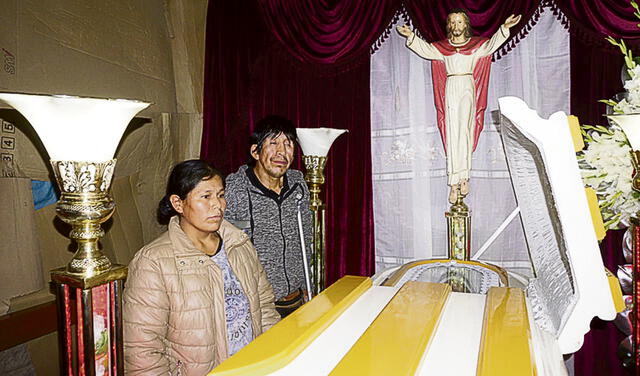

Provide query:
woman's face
left=171, top=175, right=226, bottom=236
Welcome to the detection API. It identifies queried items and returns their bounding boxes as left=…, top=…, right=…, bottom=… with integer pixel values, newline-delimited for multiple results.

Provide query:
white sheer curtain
left=371, top=7, right=570, bottom=275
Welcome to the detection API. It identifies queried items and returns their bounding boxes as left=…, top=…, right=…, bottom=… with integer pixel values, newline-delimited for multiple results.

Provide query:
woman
left=124, top=159, right=280, bottom=375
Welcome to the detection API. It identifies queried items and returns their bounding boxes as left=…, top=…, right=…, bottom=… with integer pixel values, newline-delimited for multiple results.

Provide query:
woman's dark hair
left=248, top=115, right=297, bottom=166
left=157, top=159, right=224, bottom=225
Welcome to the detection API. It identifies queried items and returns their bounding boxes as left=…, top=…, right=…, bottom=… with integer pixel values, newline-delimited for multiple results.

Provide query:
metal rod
left=55, top=284, right=73, bottom=375
left=320, top=209, right=326, bottom=290
left=109, top=282, right=116, bottom=376
left=81, top=289, right=96, bottom=376
left=76, top=288, right=85, bottom=375
left=297, top=206, right=313, bottom=301
left=473, top=207, right=520, bottom=261
left=113, top=280, right=125, bottom=375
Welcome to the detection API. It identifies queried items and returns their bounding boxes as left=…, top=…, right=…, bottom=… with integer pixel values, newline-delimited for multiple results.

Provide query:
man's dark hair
left=157, top=159, right=224, bottom=224
left=248, top=115, right=297, bottom=166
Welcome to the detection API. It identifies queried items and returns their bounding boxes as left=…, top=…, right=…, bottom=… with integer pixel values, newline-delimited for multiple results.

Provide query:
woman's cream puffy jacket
left=123, top=216, right=280, bottom=375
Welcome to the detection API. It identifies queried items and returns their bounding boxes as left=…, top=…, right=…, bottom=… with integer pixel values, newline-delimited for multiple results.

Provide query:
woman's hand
left=396, top=24, right=412, bottom=38
left=503, top=14, right=521, bottom=29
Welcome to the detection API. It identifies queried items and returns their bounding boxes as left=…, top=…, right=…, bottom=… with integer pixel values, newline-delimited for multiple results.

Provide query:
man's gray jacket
left=225, top=165, right=313, bottom=300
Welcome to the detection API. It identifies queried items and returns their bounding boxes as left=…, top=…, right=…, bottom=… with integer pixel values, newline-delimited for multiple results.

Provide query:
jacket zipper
left=278, top=204, right=291, bottom=293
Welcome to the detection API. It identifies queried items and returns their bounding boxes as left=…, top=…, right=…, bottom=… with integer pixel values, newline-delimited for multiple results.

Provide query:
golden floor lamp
left=0, top=93, right=149, bottom=375
left=296, top=128, right=347, bottom=295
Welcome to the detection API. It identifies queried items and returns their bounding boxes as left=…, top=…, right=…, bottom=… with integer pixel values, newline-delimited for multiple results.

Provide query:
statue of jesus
left=397, top=10, right=521, bottom=203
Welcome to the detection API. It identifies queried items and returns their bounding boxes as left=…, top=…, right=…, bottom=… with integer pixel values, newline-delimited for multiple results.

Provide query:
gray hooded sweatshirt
left=225, top=165, right=313, bottom=300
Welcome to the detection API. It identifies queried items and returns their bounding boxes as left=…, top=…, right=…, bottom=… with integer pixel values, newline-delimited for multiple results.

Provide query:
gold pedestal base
left=446, top=196, right=471, bottom=261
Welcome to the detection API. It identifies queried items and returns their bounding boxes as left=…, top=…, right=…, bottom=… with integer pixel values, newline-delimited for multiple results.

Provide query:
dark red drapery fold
left=554, top=0, right=640, bottom=47
left=570, top=36, right=624, bottom=126
left=257, top=0, right=400, bottom=68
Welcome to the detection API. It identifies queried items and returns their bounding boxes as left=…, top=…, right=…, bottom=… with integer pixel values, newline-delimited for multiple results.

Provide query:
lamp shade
left=0, top=93, right=150, bottom=161
left=606, top=114, right=640, bottom=151
left=296, top=127, right=347, bottom=157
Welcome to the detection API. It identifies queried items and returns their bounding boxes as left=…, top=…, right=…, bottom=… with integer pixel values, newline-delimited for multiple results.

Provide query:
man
left=397, top=10, right=521, bottom=203
left=225, top=115, right=312, bottom=318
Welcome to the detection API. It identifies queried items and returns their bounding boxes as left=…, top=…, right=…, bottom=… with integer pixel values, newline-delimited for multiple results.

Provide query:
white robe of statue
left=405, top=26, right=509, bottom=186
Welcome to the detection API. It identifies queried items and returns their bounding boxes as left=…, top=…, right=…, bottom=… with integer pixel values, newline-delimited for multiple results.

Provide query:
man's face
left=251, top=132, right=294, bottom=179
left=447, top=13, right=468, bottom=38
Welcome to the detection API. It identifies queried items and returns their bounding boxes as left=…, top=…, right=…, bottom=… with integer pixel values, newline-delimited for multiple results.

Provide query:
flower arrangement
left=577, top=0, right=640, bottom=230
left=578, top=124, right=640, bottom=229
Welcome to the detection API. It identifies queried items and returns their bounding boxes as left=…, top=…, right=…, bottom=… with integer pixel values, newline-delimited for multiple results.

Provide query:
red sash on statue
left=431, top=37, right=492, bottom=153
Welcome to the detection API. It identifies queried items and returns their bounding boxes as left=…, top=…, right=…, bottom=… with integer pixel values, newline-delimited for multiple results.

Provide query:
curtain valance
left=553, top=0, right=640, bottom=47
left=257, top=0, right=546, bottom=69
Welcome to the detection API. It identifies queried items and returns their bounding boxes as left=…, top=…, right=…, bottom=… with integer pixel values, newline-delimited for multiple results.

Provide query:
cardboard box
left=0, top=177, right=43, bottom=314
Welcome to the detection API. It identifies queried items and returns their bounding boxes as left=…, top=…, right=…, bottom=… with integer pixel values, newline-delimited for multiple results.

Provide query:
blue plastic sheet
left=31, top=180, right=57, bottom=210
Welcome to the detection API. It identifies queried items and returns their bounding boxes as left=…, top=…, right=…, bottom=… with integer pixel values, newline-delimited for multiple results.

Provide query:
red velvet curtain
left=555, top=0, right=640, bottom=43
left=257, top=0, right=399, bottom=66
left=552, top=0, right=640, bottom=126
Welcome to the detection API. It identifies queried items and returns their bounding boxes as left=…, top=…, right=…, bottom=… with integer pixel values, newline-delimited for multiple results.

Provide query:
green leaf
left=604, top=215, right=622, bottom=230
left=580, top=123, right=614, bottom=136
left=598, top=99, right=618, bottom=107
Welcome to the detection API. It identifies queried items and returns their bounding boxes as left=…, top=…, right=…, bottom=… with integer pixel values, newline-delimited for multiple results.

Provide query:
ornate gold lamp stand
left=297, top=128, right=347, bottom=295
left=606, top=113, right=640, bottom=371
left=303, top=155, right=327, bottom=294
left=0, top=93, right=149, bottom=375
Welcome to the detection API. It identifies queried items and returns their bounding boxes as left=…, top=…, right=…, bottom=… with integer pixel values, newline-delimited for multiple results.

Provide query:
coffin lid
left=497, top=96, right=616, bottom=354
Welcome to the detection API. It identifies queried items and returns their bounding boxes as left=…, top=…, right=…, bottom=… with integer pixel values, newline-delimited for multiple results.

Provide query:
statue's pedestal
left=446, top=196, right=471, bottom=262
